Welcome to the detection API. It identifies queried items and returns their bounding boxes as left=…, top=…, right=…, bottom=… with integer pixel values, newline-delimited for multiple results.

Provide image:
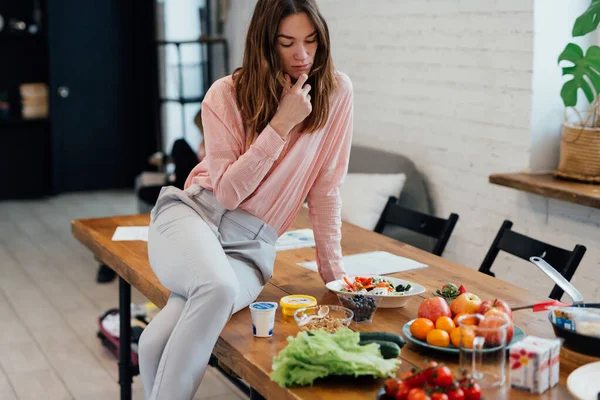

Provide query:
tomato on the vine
left=462, top=382, right=482, bottom=400
left=394, top=381, right=411, bottom=400
left=401, top=369, right=426, bottom=388
left=423, top=361, right=439, bottom=384
left=385, top=378, right=399, bottom=396
left=445, top=386, right=465, bottom=400
left=431, top=365, right=454, bottom=387
left=431, top=392, right=449, bottom=400
left=407, top=388, right=430, bottom=400
left=458, top=370, right=473, bottom=386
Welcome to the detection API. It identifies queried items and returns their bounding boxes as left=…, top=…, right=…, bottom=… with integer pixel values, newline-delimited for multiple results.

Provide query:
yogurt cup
left=279, top=295, right=317, bottom=316
left=249, top=302, right=278, bottom=337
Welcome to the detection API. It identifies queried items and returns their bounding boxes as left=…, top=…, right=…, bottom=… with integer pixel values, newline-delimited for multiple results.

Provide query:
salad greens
left=341, top=276, right=411, bottom=295
left=270, top=328, right=401, bottom=387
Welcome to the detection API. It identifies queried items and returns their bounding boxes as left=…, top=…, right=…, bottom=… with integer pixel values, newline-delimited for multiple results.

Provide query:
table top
left=71, top=208, right=598, bottom=400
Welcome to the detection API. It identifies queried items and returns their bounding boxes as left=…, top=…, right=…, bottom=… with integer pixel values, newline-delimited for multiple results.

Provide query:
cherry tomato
left=446, top=387, right=465, bottom=400
left=432, top=365, right=454, bottom=387
left=423, top=361, right=439, bottom=384
left=431, top=393, right=449, bottom=400
left=401, top=369, right=426, bottom=388
left=458, top=370, right=473, bottom=387
left=385, top=378, right=399, bottom=396
left=394, top=381, right=411, bottom=400
left=407, top=388, right=430, bottom=400
left=463, top=383, right=482, bottom=400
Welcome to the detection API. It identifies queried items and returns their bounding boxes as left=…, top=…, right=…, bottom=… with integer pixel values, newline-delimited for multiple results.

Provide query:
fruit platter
left=326, top=275, right=426, bottom=308
left=377, top=360, right=484, bottom=400
left=402, top=283, right=525, bottom=353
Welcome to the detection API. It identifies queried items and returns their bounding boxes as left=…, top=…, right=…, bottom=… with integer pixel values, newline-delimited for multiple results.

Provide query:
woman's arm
left=202, top=82, right=286, bottom=210
left=307, top=79, right=354, bottom=283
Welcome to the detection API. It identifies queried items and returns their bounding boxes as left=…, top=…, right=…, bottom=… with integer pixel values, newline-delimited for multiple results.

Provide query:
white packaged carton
left=509, top=338, right=551, bottom=394
left=522, top=336, right=562, bottom=388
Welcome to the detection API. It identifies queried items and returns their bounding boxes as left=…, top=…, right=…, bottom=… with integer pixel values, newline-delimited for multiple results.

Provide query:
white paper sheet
left=112, top=226, right=149, bottom=242
left=275, top=229, right=315, bottom=251
left=298, top=251, right=428, bottom=275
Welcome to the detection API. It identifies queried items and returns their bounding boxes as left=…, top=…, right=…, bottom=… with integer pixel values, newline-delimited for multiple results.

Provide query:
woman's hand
left=270, top=73, right=312, bottom=138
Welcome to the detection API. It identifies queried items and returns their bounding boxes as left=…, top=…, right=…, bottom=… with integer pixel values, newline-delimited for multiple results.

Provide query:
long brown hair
left=233, top=0, right=337, bottom=146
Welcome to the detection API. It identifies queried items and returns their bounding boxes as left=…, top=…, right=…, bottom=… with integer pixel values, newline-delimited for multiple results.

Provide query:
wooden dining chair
left=374, top=196, right=459, bottom=256
left=478, top=220, right=587, bottom=300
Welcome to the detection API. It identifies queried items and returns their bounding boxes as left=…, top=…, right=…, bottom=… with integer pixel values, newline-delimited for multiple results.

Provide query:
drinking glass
left=458, top=313, right=510, bottom=388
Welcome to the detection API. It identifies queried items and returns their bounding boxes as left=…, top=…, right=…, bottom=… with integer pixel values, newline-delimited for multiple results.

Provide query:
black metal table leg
left=119, top=276, right=133, bottom=400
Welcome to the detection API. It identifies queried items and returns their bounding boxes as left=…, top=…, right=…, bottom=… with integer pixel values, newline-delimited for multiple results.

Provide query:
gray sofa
left=347, top=145, right=435, bottom=251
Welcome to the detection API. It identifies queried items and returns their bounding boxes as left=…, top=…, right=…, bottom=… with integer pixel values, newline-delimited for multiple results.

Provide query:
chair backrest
left=479, top=220, right=587, bottom=300
left=374, top=196, right=459, bottom=256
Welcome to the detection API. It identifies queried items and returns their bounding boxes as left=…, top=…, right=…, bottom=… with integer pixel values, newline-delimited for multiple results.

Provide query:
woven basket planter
left=554, top=122, right=600, bottom=183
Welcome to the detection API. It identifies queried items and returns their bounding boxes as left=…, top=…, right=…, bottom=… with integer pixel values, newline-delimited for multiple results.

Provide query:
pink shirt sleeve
left=201, top=82, right=286, bottom=210
left=307, top=81, right=354, bottom=283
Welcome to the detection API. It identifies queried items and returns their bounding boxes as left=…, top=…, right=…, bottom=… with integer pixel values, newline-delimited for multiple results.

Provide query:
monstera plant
left=559, top=1, right=600, bottom=109
left=555, top=0, right=600, bottom=182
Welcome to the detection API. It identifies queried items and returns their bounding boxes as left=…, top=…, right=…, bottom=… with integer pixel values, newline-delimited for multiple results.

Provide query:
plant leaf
left=558, top=44, right=600, bottom=107
left=573, top=0, right=600, bottom=37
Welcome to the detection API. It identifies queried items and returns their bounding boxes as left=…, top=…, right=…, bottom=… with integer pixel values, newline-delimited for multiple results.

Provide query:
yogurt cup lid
left=249, top=302, right=278, bottom=311
left=279, top=295, right=317, bottom=309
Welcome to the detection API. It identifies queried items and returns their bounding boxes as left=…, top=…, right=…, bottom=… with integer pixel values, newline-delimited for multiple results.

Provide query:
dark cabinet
left=0, top=0, right=158, bottom=199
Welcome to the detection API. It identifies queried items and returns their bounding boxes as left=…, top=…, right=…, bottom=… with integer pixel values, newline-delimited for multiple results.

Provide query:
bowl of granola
left=293, top=305, right=353, bottom=333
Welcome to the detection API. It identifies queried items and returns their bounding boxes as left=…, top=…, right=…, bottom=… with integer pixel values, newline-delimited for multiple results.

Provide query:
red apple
left=480, top=309, right=514, bottom=345
left=479, top=298, right=513, bottom=320
left=450, top=293, right=482, bottom=317
left=418, top=297, right=452, bottom=322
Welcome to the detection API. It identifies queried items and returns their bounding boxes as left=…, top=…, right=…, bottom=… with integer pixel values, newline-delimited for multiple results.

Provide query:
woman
left=138, top=0, right=353, bottom=398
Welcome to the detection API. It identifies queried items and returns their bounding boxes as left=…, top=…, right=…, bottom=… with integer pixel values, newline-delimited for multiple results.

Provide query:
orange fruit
left=426, top=329, right=450, bottom=347
left=455, top=313, right=477, bottom=326
left=450, top=326, right=476, bottom=348
left=435, top=316, right=455, bottom=334
left=450, top=327, right=462, bottom=347
left=453, top=312, right=466, bottom=326
left=460, top=326, right=476, bottom=349
left=410, top=318, right=435, bottom=340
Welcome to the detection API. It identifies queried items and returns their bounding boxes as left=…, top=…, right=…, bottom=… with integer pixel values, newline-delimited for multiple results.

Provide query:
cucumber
left=359, top=332, right=406, bottom=348
left=359, top=340, right=400, bottom=359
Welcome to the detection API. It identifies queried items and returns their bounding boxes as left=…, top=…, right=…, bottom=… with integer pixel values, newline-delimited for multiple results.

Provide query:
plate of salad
left=326, top=276, right=425, bottom=308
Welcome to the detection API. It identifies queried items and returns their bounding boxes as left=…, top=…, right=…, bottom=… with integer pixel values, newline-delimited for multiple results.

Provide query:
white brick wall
left=225, top=0, right=600, bottom=301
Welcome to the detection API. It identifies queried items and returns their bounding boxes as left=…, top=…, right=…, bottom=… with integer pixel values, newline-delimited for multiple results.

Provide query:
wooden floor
left=0, top=190, right=245, bottom=400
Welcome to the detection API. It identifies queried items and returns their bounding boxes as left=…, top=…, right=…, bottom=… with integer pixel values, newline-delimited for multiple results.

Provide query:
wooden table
left=72, top=209, right=598, bottom=400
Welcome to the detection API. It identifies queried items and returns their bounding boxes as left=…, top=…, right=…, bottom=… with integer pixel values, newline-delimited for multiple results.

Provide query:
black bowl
left=376, top=388, right=393, bottom=400
left=548, top=305, right=600, bottom=357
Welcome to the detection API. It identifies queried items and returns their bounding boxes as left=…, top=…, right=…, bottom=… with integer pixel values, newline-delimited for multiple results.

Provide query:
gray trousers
left=139, top=185, right=277, bottom=400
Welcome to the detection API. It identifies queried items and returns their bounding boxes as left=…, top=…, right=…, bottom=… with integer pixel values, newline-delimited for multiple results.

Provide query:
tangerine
left=455, top=313, right=477, bottom=326
left=435, top=316, right=455, bottom=334
left=426, top=329, right=450, bottom=347
left=410, top=318, right=435, bottom=340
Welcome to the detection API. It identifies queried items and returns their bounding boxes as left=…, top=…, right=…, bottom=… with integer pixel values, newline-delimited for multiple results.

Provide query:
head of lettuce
left=270, top=328, right=402, bottom=387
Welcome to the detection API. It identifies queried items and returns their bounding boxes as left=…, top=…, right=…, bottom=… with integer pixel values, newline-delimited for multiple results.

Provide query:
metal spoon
left=298, top=305, right=330, bottom=327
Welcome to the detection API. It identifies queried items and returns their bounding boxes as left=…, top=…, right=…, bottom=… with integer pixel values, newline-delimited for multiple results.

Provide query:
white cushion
left=340, top=173, right=406, bottom=231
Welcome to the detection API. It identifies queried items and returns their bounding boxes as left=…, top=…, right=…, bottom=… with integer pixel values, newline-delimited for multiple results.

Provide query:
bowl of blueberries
left=337, top=294, right=383, bottom=324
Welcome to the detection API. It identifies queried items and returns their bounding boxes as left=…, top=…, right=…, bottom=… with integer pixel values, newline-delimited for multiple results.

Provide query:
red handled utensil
left=511, top=299, right=570, bottom=312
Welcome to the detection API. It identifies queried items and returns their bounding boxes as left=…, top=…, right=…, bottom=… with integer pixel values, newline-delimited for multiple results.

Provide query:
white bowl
left=326, top=276, right=425, bottom=308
